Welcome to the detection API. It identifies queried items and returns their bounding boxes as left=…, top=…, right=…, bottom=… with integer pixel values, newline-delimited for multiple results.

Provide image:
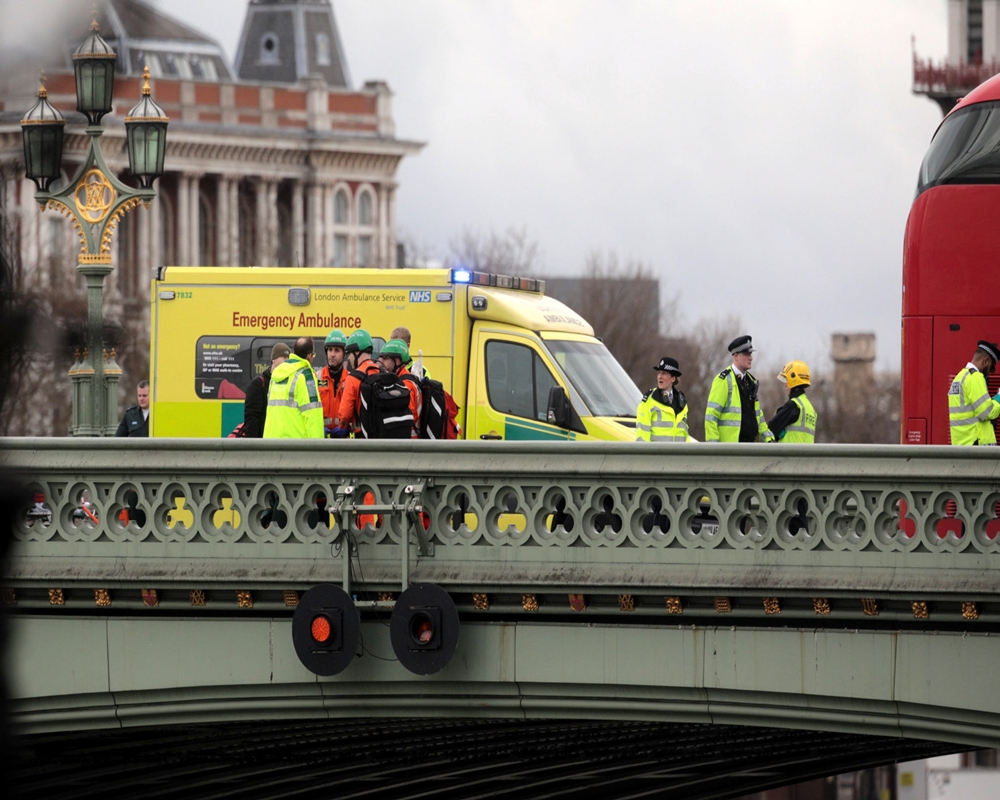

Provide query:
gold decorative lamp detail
left=20, top=16, right=168, bottom=436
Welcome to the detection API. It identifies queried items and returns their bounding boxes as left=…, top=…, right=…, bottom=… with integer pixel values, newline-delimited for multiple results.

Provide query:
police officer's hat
left=728, top=335, right=754, bottom=355
left=977, top=340, right=1000, bottom=365
left=654, top=357, right=682, bottom=376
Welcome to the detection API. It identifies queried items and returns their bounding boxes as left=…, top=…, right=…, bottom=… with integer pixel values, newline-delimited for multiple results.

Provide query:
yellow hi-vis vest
left=636, top=390, right=690, bottom=442
left=704, top=367, right=774, bottom=443
left=779, top=394, right=817, bottom=443
left=949, top=366, right=1000, bottom=445
left=263, top=355, right=324, bottom=439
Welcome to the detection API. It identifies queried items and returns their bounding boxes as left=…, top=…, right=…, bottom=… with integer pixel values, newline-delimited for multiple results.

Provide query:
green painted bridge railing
left=2, top=438, right=999, bottom=621
left=5, top=438, right=1000, bottom=745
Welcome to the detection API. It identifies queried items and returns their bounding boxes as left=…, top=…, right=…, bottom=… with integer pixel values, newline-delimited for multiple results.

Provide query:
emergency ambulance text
left=232, top=312, right=362, bottom=331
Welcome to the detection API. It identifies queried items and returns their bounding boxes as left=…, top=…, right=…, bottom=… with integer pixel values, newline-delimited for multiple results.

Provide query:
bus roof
left=950, top=72, right=1000, bottom=115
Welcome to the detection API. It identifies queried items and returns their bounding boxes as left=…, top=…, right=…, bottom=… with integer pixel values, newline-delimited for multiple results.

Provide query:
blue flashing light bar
left=451, top=268, right=473, bottom=284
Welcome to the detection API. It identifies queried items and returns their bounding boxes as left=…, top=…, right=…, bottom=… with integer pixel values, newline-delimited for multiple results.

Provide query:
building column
left=948, top=0, right=967, bottom=65
left=291, top=181, right=305, bottom=267
left=266, top=181, right=279, bottom=266
left=255, top=179, right=269, bottom=266
left=378, top=184, right=390, bottom=269
left=306, top=182, right=323, bottom=267
left=188, top=174, right=202, bottom=267
left=228, top=179, right=240, bottom=266
left=216, top=176, right=231, bottom=266
left=386, top=183, right=398, bottom=269
left=323, top=184, right=336, bottom=267
left=177, top=175, right=191, bottom=265
left=984, top=0, right=1000, bottom=62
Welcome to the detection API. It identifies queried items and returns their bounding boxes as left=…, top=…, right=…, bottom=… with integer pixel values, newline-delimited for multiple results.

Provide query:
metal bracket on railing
left=331, top=477, right=434, bottom=594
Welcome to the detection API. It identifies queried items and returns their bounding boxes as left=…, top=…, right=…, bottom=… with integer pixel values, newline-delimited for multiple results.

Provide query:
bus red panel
left=902, top=185, right=1000, bottom=318
left=901, top=315, right=931, bottom=443
left=931, top=316, right=1000, bottom=445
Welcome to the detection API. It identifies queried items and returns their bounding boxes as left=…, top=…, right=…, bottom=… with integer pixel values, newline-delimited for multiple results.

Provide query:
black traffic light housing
left=390, top=583, right=459, bottom=675
left=292, top=584, right=359, bottom=676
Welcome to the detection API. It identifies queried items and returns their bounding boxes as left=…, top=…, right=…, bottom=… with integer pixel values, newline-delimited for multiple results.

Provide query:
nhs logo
left=409, top=290, right=431, bottom=303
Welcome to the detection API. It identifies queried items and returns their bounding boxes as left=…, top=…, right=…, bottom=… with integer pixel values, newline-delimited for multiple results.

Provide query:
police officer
left=379, top=338, right=423, bottom=438
left=337, top=329, right=383, bottom=436
left=636, top=357, right=691, bottom=442
left=318, top=329, right=348, bottom=435
left=115, top=380, right=150, bottom=437
left=705, top=335, right=774, bottom=443
left=262, top=337, right=323, bottom=439
left=949, top=340, right=1000, bottom=445
left=768, top=360, right=817, bottom=443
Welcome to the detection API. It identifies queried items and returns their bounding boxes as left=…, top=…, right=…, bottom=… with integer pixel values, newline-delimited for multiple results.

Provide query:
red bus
left=902, top=72, right=1000, bottom=444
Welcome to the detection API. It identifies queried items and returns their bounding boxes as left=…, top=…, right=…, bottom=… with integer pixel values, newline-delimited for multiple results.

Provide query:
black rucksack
left=417, top=378, right=461, bottom=440
left=353, top=367, right=413, bottom=439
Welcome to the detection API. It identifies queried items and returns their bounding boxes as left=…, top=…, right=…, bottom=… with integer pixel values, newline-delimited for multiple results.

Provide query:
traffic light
left=389, top=583, right=459, bottom=675
left=292, top=584, right=359, bottom=676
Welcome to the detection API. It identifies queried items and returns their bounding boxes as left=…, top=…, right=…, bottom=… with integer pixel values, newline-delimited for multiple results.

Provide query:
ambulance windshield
left=544, top=340, right=641, bottom=418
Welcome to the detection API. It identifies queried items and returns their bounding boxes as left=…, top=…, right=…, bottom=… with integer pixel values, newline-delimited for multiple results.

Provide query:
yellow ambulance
left=149, top=267, right=641, bottom=440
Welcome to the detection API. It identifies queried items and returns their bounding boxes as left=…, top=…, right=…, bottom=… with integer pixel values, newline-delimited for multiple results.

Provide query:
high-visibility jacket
left=636, top=389, right=691, bottom=442
left=338, top=358, right=382, bottom=432
left=317, top=365, right=346, bottom=428
left=779, top=394, right=817, bottom=443
left=262, top=355, right=324, bottom=439
left=705, top=367, right=774, bottom=443
left=949, top=365, right=1000, bottom=445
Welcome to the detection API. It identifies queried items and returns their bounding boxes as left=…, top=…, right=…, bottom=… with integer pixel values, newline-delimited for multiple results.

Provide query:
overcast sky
left=155, top=1, right=945, bottom=369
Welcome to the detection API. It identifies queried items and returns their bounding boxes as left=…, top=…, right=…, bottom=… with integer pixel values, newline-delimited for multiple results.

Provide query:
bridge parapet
left=2, top=439, right=998, bottom=622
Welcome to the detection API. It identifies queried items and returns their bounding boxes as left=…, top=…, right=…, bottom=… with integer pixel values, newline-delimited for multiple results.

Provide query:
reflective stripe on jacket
left=636, top=391, right=689, bottom=442
left=780, top=394, right=817, bottom=443
left=949, top=366, right=1000, bottom=445
left=704, top=367, right=774, bottom=442
left=262, top=355, right=324, bottom=439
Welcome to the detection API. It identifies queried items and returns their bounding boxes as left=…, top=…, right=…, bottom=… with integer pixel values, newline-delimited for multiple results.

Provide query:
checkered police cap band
left=979, top=343, right=1000, bottom=364
left=731, top=340, right=753, bottom=354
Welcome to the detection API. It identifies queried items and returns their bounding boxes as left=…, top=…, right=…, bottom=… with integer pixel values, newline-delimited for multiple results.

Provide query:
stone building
left=0, top=0, right=421, bottom=320
left=913, top=0, right=1000, bottom=114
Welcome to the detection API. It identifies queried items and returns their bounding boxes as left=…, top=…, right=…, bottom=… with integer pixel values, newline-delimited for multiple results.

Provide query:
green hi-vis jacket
left=779, top=394, right=817, bottom=443
left=263, top=354, right=324, bottom=439
left=636, top=389, right=692, bottom=442
left=949, top=366, right=1000, bottom=445
left=704, top=367, right=774, bottom=443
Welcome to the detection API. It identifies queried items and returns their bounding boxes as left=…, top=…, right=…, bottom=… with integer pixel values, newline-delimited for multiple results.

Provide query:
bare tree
left=448, top=226, right=540, bottom=275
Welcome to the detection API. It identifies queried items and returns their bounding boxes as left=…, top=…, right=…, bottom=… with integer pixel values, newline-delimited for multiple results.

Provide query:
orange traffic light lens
left=411, top=614, right=434, bottom=644
left=311, top=615, right=332, bottom=644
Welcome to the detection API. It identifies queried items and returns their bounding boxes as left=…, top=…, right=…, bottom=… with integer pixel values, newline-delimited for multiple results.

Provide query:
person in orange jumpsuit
left=317, top=329, right=348, bottom=436
left=336, top=329, right=382, bottom=437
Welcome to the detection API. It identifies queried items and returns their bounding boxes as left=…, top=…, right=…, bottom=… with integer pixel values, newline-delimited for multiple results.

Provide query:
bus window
left=918, top=101, right=1000, bottom=195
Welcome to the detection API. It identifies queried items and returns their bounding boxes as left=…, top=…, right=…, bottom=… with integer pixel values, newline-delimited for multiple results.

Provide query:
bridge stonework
left=3, top=439, right=1000, bottom=746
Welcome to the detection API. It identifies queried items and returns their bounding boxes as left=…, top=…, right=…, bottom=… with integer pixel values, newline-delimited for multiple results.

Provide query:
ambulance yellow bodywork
left=149, top=267, right=641, bottom=440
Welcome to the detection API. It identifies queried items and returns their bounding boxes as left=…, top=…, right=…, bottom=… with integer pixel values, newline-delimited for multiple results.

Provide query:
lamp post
left=20, top=17, right=168, bottom=436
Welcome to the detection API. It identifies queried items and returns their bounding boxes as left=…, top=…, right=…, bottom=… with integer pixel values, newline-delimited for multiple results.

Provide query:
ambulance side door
left=467, top=327, right=574, bottom=440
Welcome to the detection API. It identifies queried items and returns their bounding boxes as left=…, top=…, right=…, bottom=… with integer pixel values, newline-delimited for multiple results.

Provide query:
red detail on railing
left=913, top=53, right=1000, bottom=94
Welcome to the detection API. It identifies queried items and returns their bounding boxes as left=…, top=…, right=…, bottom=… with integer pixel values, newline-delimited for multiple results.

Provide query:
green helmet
left=379, top=338, right=409, bottom=363
left=345, top=329, right=373, bottom=354
left=324, top=329, right=347, bottom=349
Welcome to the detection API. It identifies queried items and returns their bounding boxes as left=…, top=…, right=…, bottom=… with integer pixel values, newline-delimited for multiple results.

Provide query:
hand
left=329, top=426, right=349, bottom=439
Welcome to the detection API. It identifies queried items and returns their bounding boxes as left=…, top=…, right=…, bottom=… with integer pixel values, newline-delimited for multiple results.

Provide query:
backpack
left=353, top=367, right=414, bottom=439
left=418, top=378, right=461, bottom=440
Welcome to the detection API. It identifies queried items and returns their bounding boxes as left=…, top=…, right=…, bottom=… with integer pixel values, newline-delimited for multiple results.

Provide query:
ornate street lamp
left=20, top=16, right=168, bottom=436
left=21, top=74, right=65, bottom=192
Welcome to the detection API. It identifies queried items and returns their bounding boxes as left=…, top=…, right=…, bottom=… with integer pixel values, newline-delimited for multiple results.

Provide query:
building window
left=357, top=236, right=371, bottom=267
left=358, top=191, right=373, bottom=226
left=334, top=234, right=348, bottom=267
left=259, top=33, right=280, bottom=65
left=162, top=53, right=179, bottom=76
left=189, top=56, right=204, bottom=79
left=334, top=190, right=349, bottom=224
left=316, top=33, right=331, bottom=66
